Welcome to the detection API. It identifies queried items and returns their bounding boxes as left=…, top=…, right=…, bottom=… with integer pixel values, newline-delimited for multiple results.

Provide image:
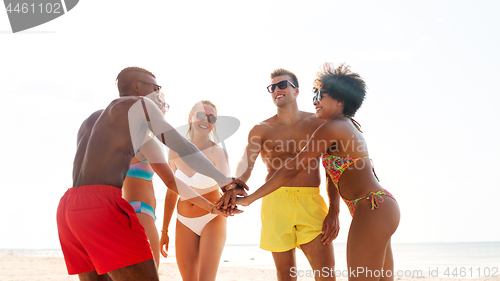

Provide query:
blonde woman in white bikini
left=123, top=93, right=233, bottom=270
left=161, top=100, right=230, bottom=281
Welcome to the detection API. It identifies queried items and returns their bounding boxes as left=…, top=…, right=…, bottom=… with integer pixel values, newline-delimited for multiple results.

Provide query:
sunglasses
left=155, top=98, right=170, bottom=112
left=267, top=80, right=296, bottom=93
left=136, top=80, right=162, bottom=92
left=149, top=91, right=169, bottom=112
left=196, top=112, right=217, bottom=124
left=313, top=90, right=329, bottom=103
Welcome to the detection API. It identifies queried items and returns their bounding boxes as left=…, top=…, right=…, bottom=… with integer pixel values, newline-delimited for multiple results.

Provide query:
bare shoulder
left=209, top=142, right=226, bottom=155
left=86, top=109, right=104, bottom=123
left=300, top=111, right=325, bottom=128
left=77, top=109, right=104, bottom=139
left=202, top=142, right=226, bottom=162
left=79, top=109, right=104, bottom=130
left=107, top=96, right=142, bottom=112
left=248, top=115, right=278, bottom=137
left=261, top=114, right=279, bottom=124
left=313, top=117, right=354, bottom=139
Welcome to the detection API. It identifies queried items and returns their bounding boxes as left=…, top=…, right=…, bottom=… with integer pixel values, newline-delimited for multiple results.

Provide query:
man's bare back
left=58, top=68, right=175, bottom=281
left=60, top=67, right=247, bottom=281
left=74, top=97, right=148, bottom=188
left=72, top=109, right=103, bottom=186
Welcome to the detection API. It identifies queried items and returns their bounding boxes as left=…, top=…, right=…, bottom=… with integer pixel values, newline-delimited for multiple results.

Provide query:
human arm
left=160, top=188, right=178, bottom=257
left=234, top=126, right=263, bottom=183
left=237, top=123, right=333, bottom=206
left=140, top=137, right=227, bottom=210
left=217, top=126, right=262, bottom=210
left=131, top=97, right=241, bottom=189
left=321, top=172, right=340, bottom=245
left=157, top=149, right=178, bottom=258
left=144, top=144, right=240, bottom=255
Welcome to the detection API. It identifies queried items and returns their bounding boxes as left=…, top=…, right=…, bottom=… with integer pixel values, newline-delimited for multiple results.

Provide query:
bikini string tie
left=367, top=192, right=385, bottom=210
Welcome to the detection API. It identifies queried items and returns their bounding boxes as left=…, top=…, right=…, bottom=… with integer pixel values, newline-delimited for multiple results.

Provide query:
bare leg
left=106, top=259, right=159, bottom=281
left=176, top=219, right=201, bottom=281
left=380, top=242, right=394, bottom=281
left=136, top=213, right=160, bottom=269
left=78, top=271, right=111, bottom=281
left=272, top=248, right=297, bottom=281
left=301, top=235, right=336, bottom=280
left=346, top=197, right=399, bottom=281
left=198, top=216, right=227, bottom=281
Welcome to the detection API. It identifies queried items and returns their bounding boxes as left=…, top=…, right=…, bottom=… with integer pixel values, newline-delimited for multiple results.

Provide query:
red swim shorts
left=56, top=185, right=153, bottom=275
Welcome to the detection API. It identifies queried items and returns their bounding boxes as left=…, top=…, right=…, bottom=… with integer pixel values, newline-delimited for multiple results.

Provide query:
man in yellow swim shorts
left=226, top=68, right=340, bottom=281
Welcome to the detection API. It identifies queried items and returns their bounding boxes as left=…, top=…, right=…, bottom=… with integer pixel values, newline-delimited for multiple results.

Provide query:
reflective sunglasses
left=313, top=90, right=329, bottom=103
left=136, top=80, right=162, bottom=92
left=267, top=80, right=296, bottom=93
left=196, top=112, right=217, bottom=124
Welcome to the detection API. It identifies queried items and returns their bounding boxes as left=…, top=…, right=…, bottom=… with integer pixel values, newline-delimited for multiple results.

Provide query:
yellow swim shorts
left=260, top=187, right=328, bottom=252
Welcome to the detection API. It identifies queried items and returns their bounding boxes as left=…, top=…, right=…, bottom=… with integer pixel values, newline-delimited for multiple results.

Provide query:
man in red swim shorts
left=57, top=67, right=246, bottom=281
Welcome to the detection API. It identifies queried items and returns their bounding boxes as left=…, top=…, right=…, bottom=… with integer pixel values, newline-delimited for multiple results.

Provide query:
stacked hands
left=212, top=178, right=249, bottom=216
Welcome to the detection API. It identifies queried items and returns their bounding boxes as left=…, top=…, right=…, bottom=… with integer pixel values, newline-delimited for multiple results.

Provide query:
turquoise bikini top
left=126, top=159, right=155, bottom=181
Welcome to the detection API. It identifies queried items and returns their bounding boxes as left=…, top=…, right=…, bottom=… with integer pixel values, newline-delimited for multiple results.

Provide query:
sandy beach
left=0, top=253, right=279, bottom=281
left=1, top=253, right=499, bottom=281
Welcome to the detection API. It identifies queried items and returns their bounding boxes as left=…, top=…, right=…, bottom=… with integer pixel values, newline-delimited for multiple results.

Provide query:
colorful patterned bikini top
left=322, top=155, right=373, bottom=188
left=321, top=116, right=379, bottom=189
left=126, top=159, right=155, bottom=181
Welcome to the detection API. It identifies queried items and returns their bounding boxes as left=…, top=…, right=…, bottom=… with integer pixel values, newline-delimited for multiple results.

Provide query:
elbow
left=165, top=179, right=176, bottom=188
left=165, top=191, right=178, bottom=202
left=166, top=196, right=178, bottom=204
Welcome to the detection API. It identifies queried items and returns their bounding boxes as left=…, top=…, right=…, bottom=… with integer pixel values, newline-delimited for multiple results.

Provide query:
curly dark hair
left=313, top=63, right=366, bottom=116
left=270, top=68, right=299, bottom=88
left=116, top=67, right=156, bottom=97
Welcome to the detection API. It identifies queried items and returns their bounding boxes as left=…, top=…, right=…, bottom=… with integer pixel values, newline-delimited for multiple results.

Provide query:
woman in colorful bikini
left=236, top=63, right=400, bottom=280
left=161, top=100, right=230, bottom=281
left=122, top=93, right=229, bottom=269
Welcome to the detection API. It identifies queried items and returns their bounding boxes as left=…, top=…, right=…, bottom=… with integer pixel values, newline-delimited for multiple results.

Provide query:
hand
left=211, top=204, right=243, bottom=216
left=235, top=196, right=252, bottom=207
left=321, top=212, right=339, bottom=245
left=160, top=231, right=169, bottom=258
left=221, top=177, right=249, bottom=191
left=216, top=186, right=248, bottom=213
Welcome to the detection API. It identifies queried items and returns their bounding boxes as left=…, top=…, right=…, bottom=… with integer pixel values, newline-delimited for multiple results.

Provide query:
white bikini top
left=175, top=169, right=218, bottom=189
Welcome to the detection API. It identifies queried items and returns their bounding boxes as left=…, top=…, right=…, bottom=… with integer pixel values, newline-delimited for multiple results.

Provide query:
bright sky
left=1, top=0, right=499, bottom=250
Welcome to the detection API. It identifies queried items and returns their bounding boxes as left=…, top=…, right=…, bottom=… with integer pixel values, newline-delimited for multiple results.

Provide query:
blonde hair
left=186, top=100, right=219, bottom=143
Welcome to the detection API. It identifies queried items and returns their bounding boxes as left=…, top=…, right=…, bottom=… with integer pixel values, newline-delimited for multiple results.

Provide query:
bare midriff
left=122, top=177, right=156, bottom=210
left=177, top=185, right=221, bottom=218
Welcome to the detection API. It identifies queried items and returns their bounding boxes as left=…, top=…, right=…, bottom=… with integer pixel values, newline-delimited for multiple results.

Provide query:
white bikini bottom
left=177, top=213, right=217, bottom=236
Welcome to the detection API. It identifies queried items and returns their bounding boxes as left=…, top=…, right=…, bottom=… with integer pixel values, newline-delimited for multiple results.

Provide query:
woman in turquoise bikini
left=236, top=63, right=400, bottom=280
left=122, top=91, right=169, bottom=268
